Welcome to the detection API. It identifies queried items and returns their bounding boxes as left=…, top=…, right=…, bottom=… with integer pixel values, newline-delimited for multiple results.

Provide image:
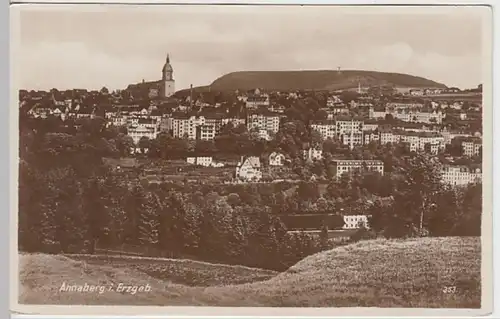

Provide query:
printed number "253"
left=443, top=286, right=457, bottom=293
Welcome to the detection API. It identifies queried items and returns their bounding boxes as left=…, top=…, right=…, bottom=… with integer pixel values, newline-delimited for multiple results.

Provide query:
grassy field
left=65, top=254, right=278, bottom=287
left=18, top=237, right=481, bottom=308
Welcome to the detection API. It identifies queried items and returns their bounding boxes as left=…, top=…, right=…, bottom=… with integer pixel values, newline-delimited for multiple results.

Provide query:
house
left=186, top=156, right=213, bottom=167
left=335, top=116, right=364, bottom=136
left=341, top=132, right=364, bottom=148
left=363, top=130, right=380, bottom=144
left=310, top=120, right=336, bottom=139
left=221, top=117, right=246, bottom=127
left=303, top=147, right=323, bottom=161
left=235, top=156, right=262, bottom=182
left=369, top=106, right=387, bottom=119
left=332, top=160, right=384, bottom=178
left=171, top=114, right=223, bottom=140
left=462, top=138, right=482, bottom=157
left=246, top=111, right=281, bottom=134
left=441, top=164, right=482, bottom=186
left=399, top=131, right=445, bottom=154
left=269, top=152, right=286, bottom=167
left=342, top=215, right=370, bottom=229
left=127, top=126, right=158, bottom=144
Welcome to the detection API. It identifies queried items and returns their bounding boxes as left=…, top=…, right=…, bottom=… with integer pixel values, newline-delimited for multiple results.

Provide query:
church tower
left=161, top=54, right=175, bottom=98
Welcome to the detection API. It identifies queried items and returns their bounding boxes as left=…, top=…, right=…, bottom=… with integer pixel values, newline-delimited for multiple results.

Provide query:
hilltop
left=207, top=70, right=447, bottom=92
left=18, top=237, right=480, bottom=308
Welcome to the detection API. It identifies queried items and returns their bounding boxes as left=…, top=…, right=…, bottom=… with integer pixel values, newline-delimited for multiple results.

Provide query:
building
left=303, top=148, right=323, bottom=161
left=171, top=114, right=194, bottom=139
left=127, top=126, right=158, bottom=144
left=342, top=215, right=370, bottom=229
left=269, top=152, right=286, bottom=166
left=246, top=111, right=280, bottom=134
left=368, top=107, right=387, bottom=119
left=235, top=156, right=262, bottom=182
left=388, top=108, right=444, bottom=124
left=341, top=132, right=364, bottom=147
left=245, top=95, right=270, bottom=109
left=222, top=117, right=246, bottom=127
left=332, top=160, right=384, bottom=178
left=441, top=130, right=472, bottom=145
left=399, top=131, right=445, bottom=154
left=186, top=156, right=213, bottom=167
left=135, top=118, right=158, bottom=130
left=335, top=117, right=364, bottom=136
left=380, top=129, right=402, bottom=145
left=310, top=120, right=336, bottom=139
left=462, top=138, right=482, bottom=157
left=161, top=54, right=175, bottom=98
left=362, top=120, right=379, bottom=131
left=110, top=116, right=128, bottom=127
left=171, top=114, right=223, bottom=140
left=441, top=165, right=482, bottom=186
left=363, top=130, right=380, bottom=144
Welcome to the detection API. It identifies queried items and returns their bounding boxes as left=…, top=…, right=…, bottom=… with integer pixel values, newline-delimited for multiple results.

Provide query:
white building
left=399, top=132, right=445, bottom=154
left=341, top=132, right=364, bottom=147
left=462, top=139, right=482, bottom=157
left=222, top=117, right=246, bottom=127
left=332, top=160, right=384, bottom=178
left=245, top=95, right=270, bottom=109
left=342, top=215, right=370, bottom=229
left=246, top=112, right=280, bottom=134
left=335, top=117, right=364, bottom=135
left=380, top=130, right=401, bottom=144
left=172, top=115, right=222, bottom=140
left=127, top=126, right=158, bottom=144
left=363, top=130, right=380, bottom=144
left=269, top=152, right=286, bottom=166
left=441, top=165, right=482, bottom=186
left=303, top=148, right=323, bottom=161
left=235, top=156, right=262, bottom=182
left=186, top=156, right=213, bottom=167
left=310, top=120, right=337, bottom=139
left=368, top=107, right=387, bottom=119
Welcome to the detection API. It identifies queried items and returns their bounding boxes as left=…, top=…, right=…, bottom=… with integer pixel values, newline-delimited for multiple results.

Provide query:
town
left=19, top=54, right=483, bottom=270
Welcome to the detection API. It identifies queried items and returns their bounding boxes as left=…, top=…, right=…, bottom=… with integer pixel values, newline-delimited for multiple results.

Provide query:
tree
left=137, top=192, right=161, bottom=248
left=375, top=154, right=444, bottom=238
left=314, top=109, right=328, bottom=120
left=319, top=223, right=330, bottom=250
left=138, top=136, right=151, bottom=153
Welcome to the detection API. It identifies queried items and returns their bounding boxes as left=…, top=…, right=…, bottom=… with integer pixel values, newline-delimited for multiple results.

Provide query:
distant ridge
left=207, top=70, right=447, bottom=92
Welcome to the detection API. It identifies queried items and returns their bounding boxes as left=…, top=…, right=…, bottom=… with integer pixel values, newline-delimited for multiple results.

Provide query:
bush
left=349, top=227, right=377, bottom=242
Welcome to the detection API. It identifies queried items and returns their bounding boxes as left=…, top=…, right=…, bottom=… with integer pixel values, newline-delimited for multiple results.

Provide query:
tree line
left=19, top=116, right=482, bottom=271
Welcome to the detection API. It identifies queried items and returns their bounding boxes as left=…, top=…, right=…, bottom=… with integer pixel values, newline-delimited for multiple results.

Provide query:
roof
left=241, top=156, right=261, bottom=168
left=334, top=115, right=365, bottom=122
left=333, top=159, right=384, bottom=165
left=247, top=110, right=280, bottom=117
left=269, top=152, right=285, bottom=160
left=311, top=120, right=336, bottom=126
left=162, top=54, right=173, bottom=73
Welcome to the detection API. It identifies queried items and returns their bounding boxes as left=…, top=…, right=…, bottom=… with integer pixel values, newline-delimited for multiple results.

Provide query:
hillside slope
left=18, top=237, right=480, bottom=308
left=209, top=70, right=447, bottom=92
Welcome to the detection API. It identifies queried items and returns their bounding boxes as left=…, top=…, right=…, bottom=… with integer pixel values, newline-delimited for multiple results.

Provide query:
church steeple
left=161, top=53, right=175, bottom=98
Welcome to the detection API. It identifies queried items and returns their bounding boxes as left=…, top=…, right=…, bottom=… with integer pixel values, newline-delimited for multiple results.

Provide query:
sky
left=15, top=5, right=489, bottom=91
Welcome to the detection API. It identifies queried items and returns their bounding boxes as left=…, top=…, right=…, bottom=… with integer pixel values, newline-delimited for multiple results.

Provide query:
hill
left=17, top=237, right=480, bottom=308
left=209, top=70, right=447, bottom=92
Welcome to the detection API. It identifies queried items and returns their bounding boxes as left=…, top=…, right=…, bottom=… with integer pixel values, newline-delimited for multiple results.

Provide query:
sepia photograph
left=11, top=3, right=493, bottom=315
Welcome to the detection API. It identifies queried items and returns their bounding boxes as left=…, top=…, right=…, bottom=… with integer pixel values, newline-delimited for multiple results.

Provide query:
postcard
left=10, top=3, right=493, bottom=317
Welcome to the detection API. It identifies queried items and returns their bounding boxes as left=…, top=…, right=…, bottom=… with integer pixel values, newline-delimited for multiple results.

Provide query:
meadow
left=18, top=237, right=481, bottom=308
